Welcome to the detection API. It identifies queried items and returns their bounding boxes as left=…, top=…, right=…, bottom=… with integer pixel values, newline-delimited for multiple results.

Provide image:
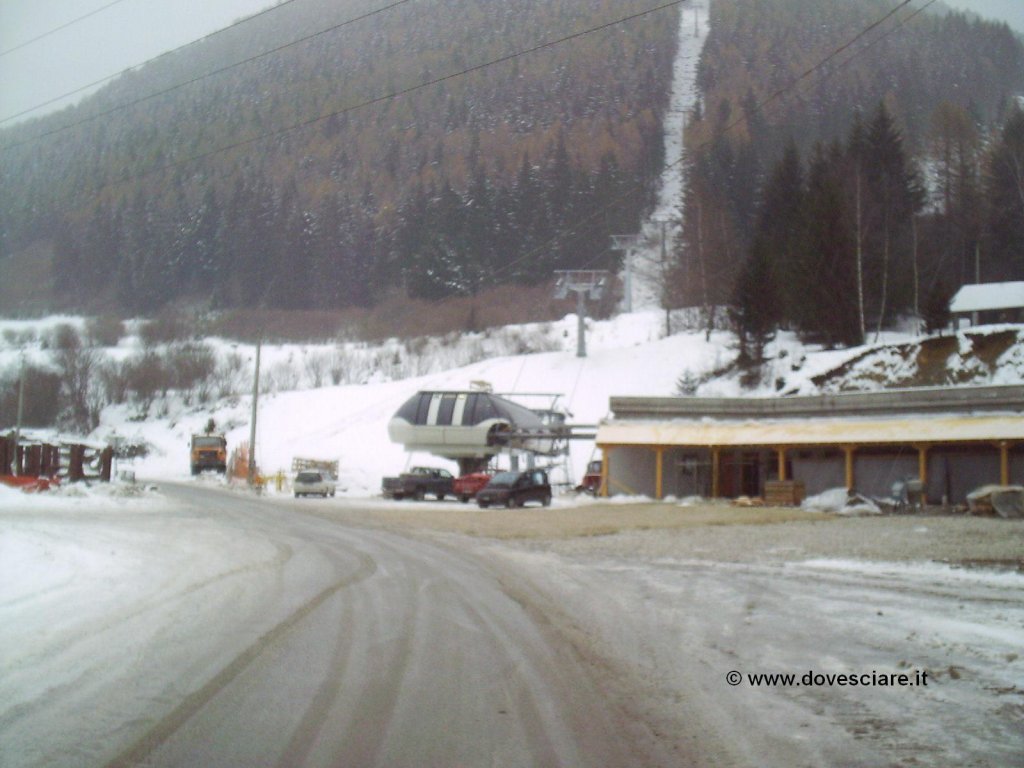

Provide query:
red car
left=576, top=459, right=603, bottom=495
left=453, top=471, right=494, bottom=503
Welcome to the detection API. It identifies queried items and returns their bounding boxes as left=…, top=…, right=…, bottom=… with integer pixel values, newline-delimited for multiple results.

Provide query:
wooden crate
left=764, top=480, right=806, bottom=506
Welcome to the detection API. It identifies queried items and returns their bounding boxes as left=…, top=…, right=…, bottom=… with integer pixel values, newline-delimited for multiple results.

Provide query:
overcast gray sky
left=0, top=0, right=273, bottom=124
left=1, top=0, right=1022, bottom=127
left=943, top=0, right=1024, bottom=32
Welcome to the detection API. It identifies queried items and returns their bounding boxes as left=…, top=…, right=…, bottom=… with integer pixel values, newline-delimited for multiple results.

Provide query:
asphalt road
left=91, top=483, right=656, bottom=768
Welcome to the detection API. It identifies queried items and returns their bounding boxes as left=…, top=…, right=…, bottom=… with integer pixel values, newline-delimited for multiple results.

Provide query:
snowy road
left=3, top=483, right=1022, bottom=767
left=488, top=534, right=1024, bottom=768
left=0, top=484, right=659, bottom=768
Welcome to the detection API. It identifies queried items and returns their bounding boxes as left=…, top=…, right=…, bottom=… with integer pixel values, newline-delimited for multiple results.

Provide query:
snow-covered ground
left=5, top=312, right=1024, bottom=497
left=2, top=480, right=1022, bottom=766
left=0, top=309, right=739, bottom=493
left=486, top=540, right=1024, bottom=766
left=4, top=310, right=1023, bottom=764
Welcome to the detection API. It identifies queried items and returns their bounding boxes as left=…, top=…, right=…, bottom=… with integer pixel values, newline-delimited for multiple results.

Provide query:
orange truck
left=190, top=433, right=227, bottom=475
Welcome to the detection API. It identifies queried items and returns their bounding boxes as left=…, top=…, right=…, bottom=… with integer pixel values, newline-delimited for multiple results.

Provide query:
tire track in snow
left=102, top=549, right=377, bottom=768
left=4, top=539, right=294, bottom=677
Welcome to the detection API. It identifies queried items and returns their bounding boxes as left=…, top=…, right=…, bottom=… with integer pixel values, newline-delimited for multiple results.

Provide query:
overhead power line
left=497, top=0, right=935, bottom=284
left=320, top=0, right=940, bottom=322
left=3, top=0, right=688, bottom=179
left=0, top=0, right=132, bottom=58
left=2, top=0, right=944, bottom=323
left=2, top=0, right=415, bottom=132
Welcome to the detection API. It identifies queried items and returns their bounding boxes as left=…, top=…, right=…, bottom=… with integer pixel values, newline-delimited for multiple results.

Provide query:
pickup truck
left=381, top=467, right=455, bottom=500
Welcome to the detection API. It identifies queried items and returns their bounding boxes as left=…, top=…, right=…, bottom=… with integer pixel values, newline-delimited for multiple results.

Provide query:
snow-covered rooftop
left=949, top=281, right=1024, bottom=313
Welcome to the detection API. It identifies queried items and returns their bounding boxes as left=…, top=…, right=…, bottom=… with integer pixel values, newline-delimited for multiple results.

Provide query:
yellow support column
left=600, top=447, right=610, bottom=498
left=776, top=447, right=787, bottom=481
left=916, top=445, right=928, bottom=488
left=711, top=447, right=721, bottom=499
left=999, top=441, right=1010, bottom=486
left=655, top=447, right=665, bottom=500
left=843, top=445, right=855, bottom=492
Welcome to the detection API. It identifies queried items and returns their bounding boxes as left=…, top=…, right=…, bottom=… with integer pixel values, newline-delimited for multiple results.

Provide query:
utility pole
left=554, top=270, right=609, bottom=358
left=248, top=340, right=261, bottom=487
left=615, top=224, right=676, bottom=335
left=13, top=358, right=25, bottom=476
left=651, top=216, right=675, bottom=336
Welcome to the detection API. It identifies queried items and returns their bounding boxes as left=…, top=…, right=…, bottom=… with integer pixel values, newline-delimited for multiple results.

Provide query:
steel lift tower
left=553, top=270, right=608, bottom=358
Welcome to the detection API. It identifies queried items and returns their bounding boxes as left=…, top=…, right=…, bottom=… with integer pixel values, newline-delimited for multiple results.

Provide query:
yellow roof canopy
left=597, top=414, right=1024, bottom=449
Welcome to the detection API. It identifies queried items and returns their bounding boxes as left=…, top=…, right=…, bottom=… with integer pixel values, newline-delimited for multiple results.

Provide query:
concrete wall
left=1012, top=447, right=1024, bottom=484
left=663, top=448, right=712, bottom=499
left=926, top=448, right=1002, bottom=503
left=791, top=451, right=847, bottom=497
left=850, top=452, right=918, bottom=500
left=605, top=446, right=658, bottom=498
left=604, top=442, right=1017, bottom=505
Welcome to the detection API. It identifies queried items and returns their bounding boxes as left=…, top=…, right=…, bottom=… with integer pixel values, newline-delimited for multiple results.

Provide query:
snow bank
left=0, top=478, right=168, bottom=512
left=802, top=487, right=882, bottom=516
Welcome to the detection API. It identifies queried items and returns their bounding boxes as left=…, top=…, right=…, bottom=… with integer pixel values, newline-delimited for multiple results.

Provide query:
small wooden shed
left=949, top=282, right=1024, bottom=326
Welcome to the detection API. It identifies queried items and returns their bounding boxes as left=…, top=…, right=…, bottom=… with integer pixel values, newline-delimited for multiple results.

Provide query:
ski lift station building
left=388, top=390, right=561, bottom=462
left=594, top=385, right=1024, bottom=505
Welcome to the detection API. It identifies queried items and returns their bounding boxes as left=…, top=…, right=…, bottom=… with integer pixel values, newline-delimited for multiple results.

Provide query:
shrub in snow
left=213, top=352, right=249, bottom=399
left=85, top=315, right=125, bottom=348
left=121, top=353, right=167, bottom=411
left=265, top=362, right=300, bottom=393
left=0, top=364, right=61, bottom=426
left=303, top=352, right=330, bottom=388
left=167, top=344, right=217, bottom=404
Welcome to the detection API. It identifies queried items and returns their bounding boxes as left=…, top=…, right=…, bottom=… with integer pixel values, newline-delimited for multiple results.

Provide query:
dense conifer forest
left=1, top=0, right=1022, bottom=345
left=0, top=0, right=676, bottom=315
left=678, top=0, right=1024, bottom=355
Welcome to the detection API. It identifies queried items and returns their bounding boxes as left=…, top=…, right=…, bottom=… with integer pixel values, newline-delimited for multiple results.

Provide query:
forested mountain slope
left=694, top=0, right=1022, bottom=154
left=3, top=0, right=1022, bottom=337
left=0, top=0, right=678, bottom=314
left=677, top=0, right=1024, bottom=355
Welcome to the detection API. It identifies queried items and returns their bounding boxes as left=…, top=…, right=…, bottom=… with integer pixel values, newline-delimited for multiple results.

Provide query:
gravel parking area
left=526, top=510, right=1024, bottom=569
left=320, top=498, right=1024, bottom=569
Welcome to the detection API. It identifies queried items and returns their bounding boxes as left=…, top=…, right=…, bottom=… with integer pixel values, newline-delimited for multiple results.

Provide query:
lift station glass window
left=437, top=394, right=458, bottom=425
left=393, top=391, right=543, bottom=428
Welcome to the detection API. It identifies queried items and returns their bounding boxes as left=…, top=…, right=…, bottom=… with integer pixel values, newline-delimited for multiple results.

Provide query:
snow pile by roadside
left=0, top=478, right=167, bottom=512
left=802, top=487, right=882, bottom=516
